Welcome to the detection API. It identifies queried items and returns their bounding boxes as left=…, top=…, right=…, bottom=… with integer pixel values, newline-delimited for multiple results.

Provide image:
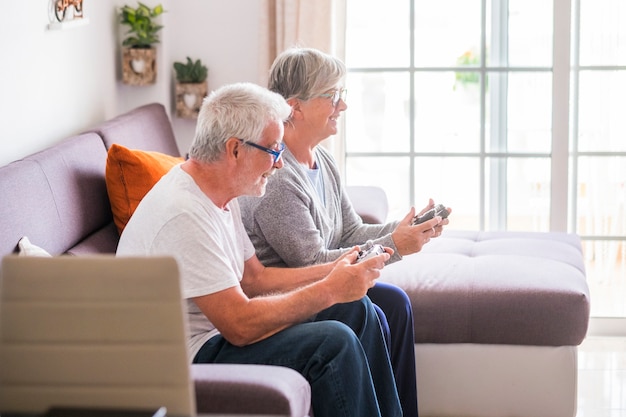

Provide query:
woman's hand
left=391, top=199, right=451, bottom=256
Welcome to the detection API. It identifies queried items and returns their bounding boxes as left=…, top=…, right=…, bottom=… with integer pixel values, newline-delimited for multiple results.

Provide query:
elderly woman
left=239, top=47, right=450, bottom=417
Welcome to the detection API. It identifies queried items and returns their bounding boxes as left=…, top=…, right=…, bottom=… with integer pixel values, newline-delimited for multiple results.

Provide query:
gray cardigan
left=239, top=146, right=400, bottom=267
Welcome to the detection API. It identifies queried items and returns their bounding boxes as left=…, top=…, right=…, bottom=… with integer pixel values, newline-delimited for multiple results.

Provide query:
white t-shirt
left=117, top=164, right=256, bottom=358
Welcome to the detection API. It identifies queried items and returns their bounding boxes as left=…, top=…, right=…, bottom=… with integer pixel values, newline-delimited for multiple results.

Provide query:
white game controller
left=355, top=244, right=385, bottom=263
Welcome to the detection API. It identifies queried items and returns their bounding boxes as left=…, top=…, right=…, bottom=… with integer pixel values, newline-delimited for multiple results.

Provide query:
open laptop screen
left=0, top=255, right=196, bottom=417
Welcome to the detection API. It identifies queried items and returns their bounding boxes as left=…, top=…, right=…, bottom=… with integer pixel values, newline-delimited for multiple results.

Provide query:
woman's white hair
left=268, top=47, right=346, bottom=102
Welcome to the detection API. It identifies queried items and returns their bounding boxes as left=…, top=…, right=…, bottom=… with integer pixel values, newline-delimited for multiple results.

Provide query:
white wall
left=0, top=0, right=261, bottom=167
left=166, top=0, right=263, bottom=154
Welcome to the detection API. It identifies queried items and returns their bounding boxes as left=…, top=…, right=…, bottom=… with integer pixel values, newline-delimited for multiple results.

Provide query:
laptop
left=0, top=255, right=196, bottom=417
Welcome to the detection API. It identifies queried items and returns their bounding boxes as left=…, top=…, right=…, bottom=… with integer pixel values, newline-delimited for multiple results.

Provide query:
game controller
left=355, top=244, right=385, bottom=263
left=412, top=203, right=450, bottom=225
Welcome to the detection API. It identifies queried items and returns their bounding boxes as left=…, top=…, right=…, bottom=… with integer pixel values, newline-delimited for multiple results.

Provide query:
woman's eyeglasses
left=319, top=88, right=347, bottom=107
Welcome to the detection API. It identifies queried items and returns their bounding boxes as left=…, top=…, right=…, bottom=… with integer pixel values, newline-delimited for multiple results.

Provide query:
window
left=344, top=0, right=626, bottom=318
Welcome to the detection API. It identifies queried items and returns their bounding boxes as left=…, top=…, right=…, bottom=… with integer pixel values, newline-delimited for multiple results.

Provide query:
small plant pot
left=122, top=47, right=157, bottom=85
left=175, top=81, right=208, bottom=119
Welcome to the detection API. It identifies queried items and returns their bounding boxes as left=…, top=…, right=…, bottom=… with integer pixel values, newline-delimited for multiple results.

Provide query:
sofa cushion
left=0, top=133, right=112, bottom=257
left=380, top=230, right=590, bottom=347
left=106, top=144, right=183, bottom=234
left=192, top=364, right=311, bottom=416
left=18, top=237, right=51, bottom=257
left=66, top=222, right=120, bottom=255
left=92, top=103, right=180, bottom=156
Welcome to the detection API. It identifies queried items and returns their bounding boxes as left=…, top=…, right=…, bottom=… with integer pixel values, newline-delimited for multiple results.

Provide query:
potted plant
left=119, top=2, right=165, bottom=85
left=173, top=57, right=209, bottom=119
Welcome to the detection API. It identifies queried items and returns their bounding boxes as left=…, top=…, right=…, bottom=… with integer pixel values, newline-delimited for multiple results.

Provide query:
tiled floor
left=577, top=336, right=626, bottom=416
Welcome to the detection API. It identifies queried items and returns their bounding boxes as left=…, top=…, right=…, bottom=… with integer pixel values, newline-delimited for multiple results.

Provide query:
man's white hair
left=188, top=82, right=292, bottom=163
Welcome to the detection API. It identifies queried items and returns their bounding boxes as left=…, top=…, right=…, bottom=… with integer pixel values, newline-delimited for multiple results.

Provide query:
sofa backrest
left=92, top=103, right=181, bottom=156
left=0, top=133, right=115, bottom=257
left=0, top=103, right=181, bottom=258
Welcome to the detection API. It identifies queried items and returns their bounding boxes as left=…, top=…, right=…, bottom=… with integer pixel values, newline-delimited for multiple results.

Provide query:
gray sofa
left=0, top=103, right=590, bottom=417
left=0, top=103, right=311, bottom=417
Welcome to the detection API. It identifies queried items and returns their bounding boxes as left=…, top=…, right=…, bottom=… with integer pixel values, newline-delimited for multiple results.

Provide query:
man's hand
left=323, top=249, right=390, bottom=304
left=334, top=246, right=361, bottom=267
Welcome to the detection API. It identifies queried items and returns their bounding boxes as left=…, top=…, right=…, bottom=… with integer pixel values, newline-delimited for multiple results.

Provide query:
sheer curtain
left=258, top=0, right=347, bottom=164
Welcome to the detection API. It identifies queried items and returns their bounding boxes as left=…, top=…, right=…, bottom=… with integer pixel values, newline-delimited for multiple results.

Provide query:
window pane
left=578, top=71, right=626, bottom=152
left=415, top=0, right=482, bottom=67
left=415, top=72, right=480, bottom=153
left=583, top=240, right=626, bottom=317
left=485, top=72, right=552, bottom=153
left=507, top=0, right=553, bottom=67
left=414, top=157, right=480, bottom=230
left=345, top=157, right=410, bottom=221
left=577, top=156, right=626, bottom=238
left=505, top=158, right=551, bottom=232
left=346, top=0, right=410, bottom=68
left=576, top=0, right=626, bottom=320
left=345, top=72, right=410, bottom=153
left=579, top=0, right=626, bottom=66
left=507, top=72, right=552, bottom=153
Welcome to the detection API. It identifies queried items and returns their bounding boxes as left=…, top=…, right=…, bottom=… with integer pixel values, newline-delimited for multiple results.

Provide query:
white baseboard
left=587, top=317, right=626, bottom=337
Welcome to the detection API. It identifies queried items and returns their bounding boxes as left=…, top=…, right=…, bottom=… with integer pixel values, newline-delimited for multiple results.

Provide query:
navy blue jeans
left=193, top=297, right=401, bottom=417
left=369, top=281, right=419, bottom=417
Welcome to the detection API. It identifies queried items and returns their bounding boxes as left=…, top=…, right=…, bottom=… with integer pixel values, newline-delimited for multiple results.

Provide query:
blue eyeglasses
left=319, top=88, right=347, bottom=107
left=238, top=139, right=286, bottom=164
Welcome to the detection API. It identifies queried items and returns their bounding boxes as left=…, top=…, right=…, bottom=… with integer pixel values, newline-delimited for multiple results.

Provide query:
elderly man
left=116, top=82, right=401, bottom=417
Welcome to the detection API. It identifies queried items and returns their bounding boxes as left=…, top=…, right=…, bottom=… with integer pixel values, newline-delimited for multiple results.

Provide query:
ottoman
left=379, top=230, right=590, bottom=417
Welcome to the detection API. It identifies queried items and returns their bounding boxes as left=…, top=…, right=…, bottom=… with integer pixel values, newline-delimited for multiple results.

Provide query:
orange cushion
left=105, top=144, right=183, bottom=234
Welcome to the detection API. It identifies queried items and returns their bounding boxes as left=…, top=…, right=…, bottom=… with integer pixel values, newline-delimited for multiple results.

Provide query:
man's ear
left=225, top=137, right=241, bottom=161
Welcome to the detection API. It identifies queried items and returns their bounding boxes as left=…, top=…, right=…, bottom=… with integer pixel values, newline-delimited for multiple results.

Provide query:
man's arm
left=239, top=248, right=360, bottom=297
left=192, top=251, right=389, bottom=347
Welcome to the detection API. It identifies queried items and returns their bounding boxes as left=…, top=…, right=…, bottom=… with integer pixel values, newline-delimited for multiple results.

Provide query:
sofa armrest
left=345, top=185, right=389, bottom=224
left=191, top=364, right=311, bottom=416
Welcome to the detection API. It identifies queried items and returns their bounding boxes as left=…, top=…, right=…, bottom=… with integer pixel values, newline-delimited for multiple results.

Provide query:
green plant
left=454, top=49, right=480, bottom=87
left=173, top=57, right=208, bottom=83
left=119, top=2, right=165, bottom=48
